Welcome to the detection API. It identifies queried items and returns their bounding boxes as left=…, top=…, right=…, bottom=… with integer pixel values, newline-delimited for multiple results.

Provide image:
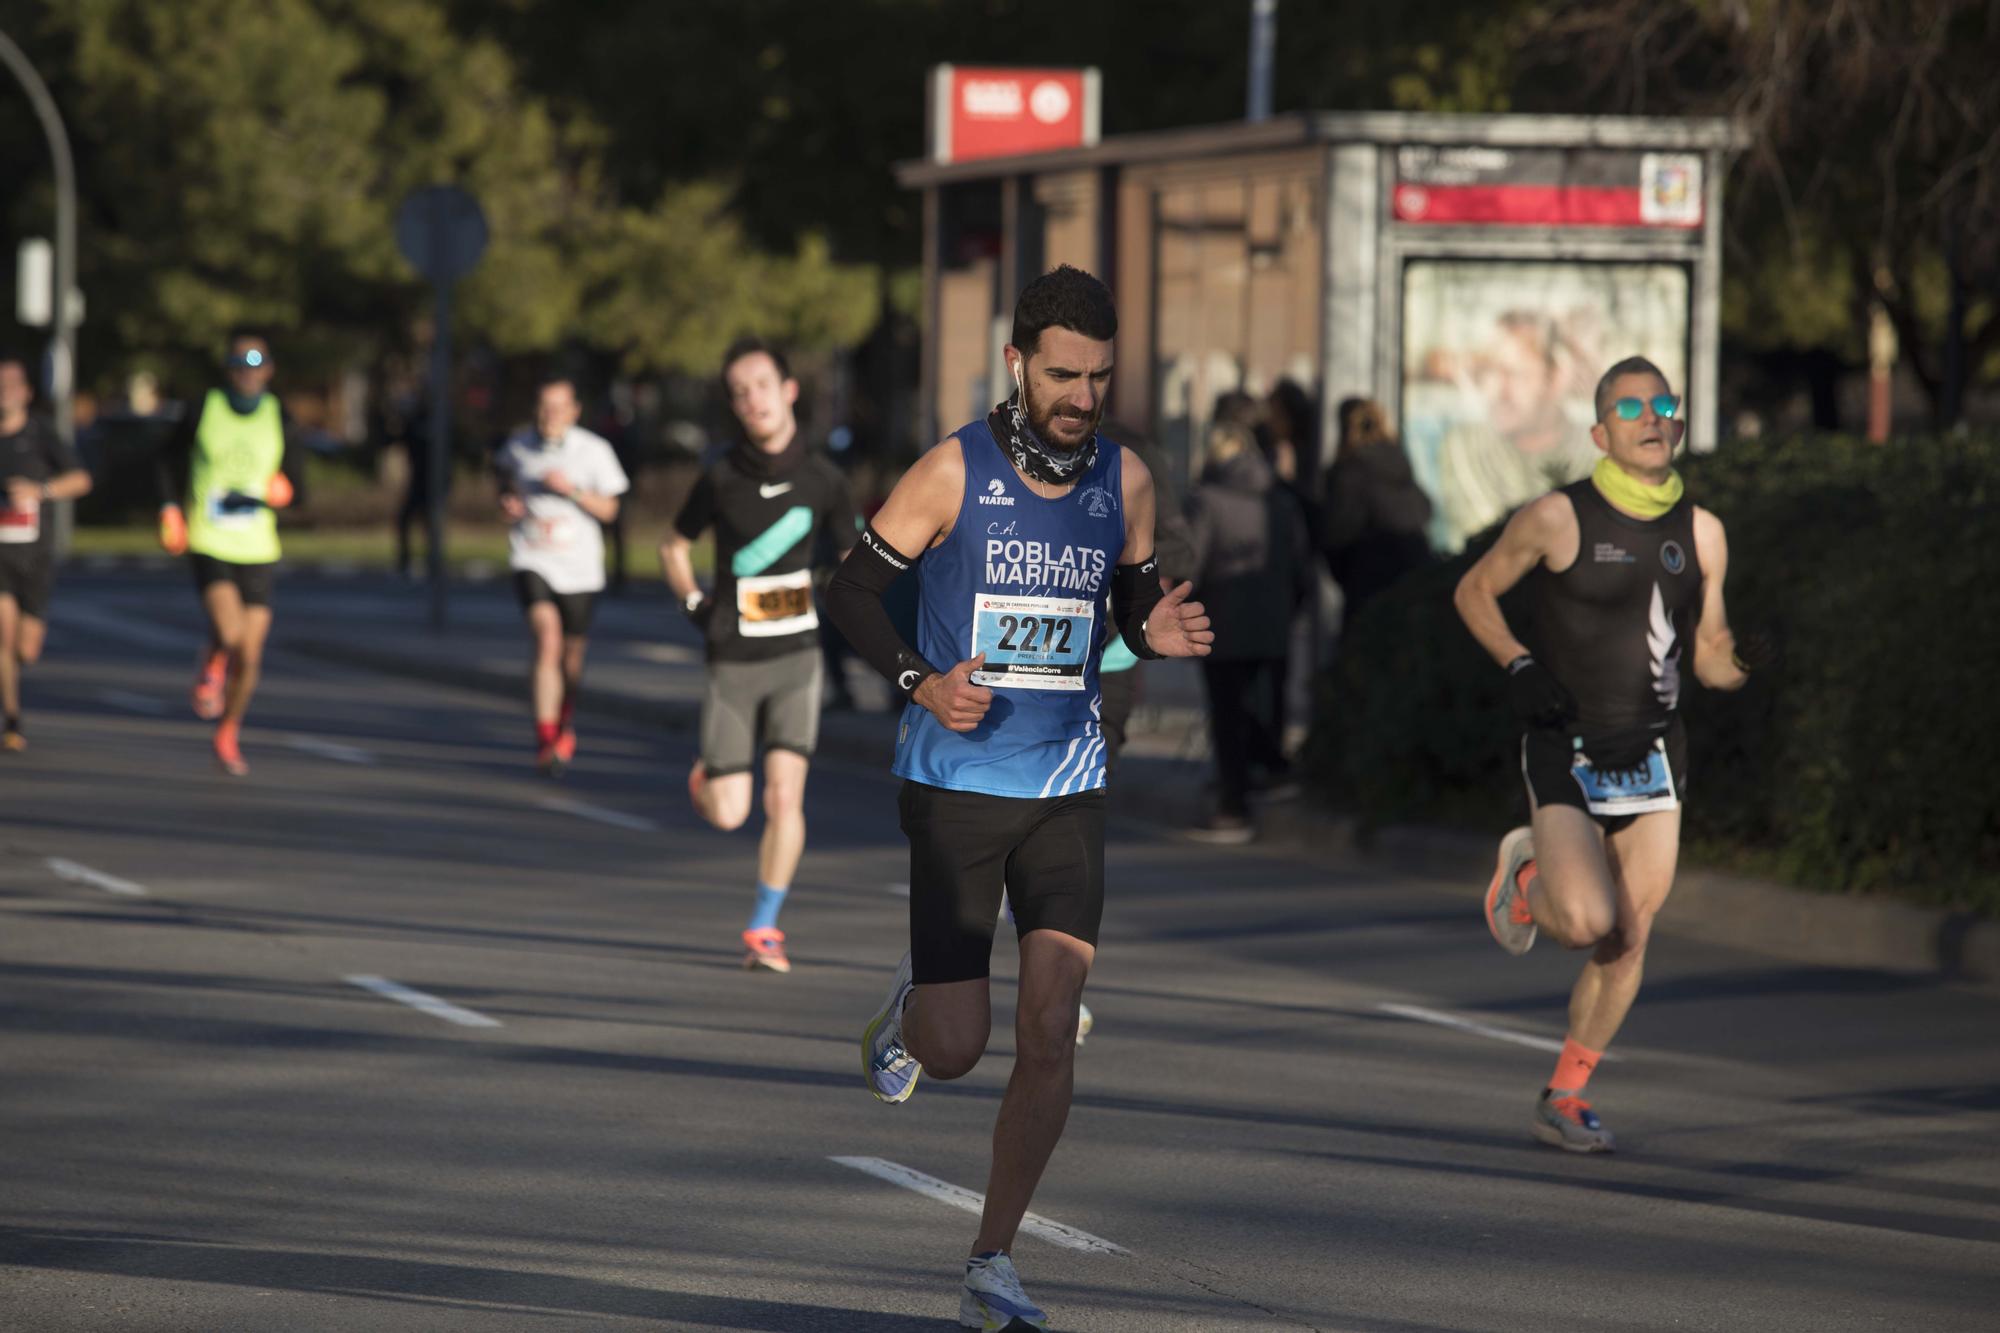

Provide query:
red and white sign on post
left=929, top=65, right=1100, bottom=165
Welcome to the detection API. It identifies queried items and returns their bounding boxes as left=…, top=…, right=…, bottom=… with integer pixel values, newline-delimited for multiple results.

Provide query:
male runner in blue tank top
left=828, top=265, right=1212, bottom=1330
left=1454, top=356, right=1777, bottom=1153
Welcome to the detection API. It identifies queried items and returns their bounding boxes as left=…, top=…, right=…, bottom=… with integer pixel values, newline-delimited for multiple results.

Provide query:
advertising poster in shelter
left=1400, top=260, right=1689, bottom=550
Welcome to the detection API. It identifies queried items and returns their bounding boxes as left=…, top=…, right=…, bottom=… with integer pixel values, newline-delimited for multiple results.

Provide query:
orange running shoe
left=213, top=724, right=249, bottom=777
left=2, top=728, right=25, bottom=753
left=1484, top=826, right=1538, bottom=956
left=191, top=650, right=227, bottom=720
left=741, top=927, right=791, bottom=973
left=687, top=758, right=707, bottom=808
left=555, top=728, right=577, bottom=765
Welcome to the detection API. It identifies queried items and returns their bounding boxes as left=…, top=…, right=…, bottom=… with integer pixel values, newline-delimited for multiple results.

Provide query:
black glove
left=1731, top=627, right=1783, bottom=674
left=1506, top=655, right=1576, bottom=729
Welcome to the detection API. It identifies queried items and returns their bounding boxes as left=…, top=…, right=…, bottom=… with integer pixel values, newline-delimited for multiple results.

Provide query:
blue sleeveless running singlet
left=892, top=420, right=1126, bottom=799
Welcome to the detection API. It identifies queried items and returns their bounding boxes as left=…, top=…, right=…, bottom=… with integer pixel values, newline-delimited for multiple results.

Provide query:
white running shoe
left=960, top=1251, right=1048, bottom=1330
left=1075, top=1002, right=1093, bottom=1046
left=861, top=951, right=920, bottom=1104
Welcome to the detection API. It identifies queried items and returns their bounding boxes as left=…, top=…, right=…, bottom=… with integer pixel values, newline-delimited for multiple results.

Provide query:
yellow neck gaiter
left=1592, top=457, right=1683, bottom=518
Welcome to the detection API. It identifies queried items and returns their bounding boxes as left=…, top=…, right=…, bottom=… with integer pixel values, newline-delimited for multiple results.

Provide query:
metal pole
left=0, top=28, right=79, bottom=553
left=1247, top=0, right=1276, bottom=122
left=426, top=281, right=451, bottom=629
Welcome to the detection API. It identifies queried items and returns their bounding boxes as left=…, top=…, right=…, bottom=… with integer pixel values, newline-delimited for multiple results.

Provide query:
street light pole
left=0, top=27, right=79, bottom=552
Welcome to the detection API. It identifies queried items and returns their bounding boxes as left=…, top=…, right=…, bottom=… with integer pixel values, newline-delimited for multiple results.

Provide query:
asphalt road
left=2, top=575, right=1996, bottom=1331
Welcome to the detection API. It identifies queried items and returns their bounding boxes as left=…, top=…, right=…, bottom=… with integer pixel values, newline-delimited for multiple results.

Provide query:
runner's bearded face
left=724, top=352, right=798, bottom=449
left=536, top=382, right=581, bottom=443
left=1017, top=327, right=1112, bottom=451
left=1590, top=371, right=1681, bottom=482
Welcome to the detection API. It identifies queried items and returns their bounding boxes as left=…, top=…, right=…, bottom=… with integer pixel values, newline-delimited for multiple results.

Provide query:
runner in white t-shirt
left=495, top=377, right=630, bottom=775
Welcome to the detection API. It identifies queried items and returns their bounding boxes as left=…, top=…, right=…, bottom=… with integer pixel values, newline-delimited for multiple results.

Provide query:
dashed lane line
left=830, top=1156, right=1129, bottom=1256
left=537, top=796, right=659, bottom=833
left=1377, top=1002, right=1617, bottom=1059
left=46, top=857, right=149, bottom=898
left=344, top=974, right=502, bottom=1029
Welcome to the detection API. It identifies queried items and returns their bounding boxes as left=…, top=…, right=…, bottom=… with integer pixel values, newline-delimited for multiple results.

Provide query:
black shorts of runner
left=513, top=571, right=595, bottom=637
left=1521, top=717, right=1688, bottom=835
left=0, top=548, right=53, bottom=619
left=190, top=552, right=275, bottom=608
left=898, top=779, right=1106, bottom=985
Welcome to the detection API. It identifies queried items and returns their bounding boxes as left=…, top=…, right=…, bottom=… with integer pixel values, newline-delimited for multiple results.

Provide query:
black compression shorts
left=513, top=571, right=596, bottom=637
left=1521, top=717, right=1688, bottom=835
left=190, top=553, right=275, bottom=608
left=0, top=548, right=53, bottom=619
left=898, top=779, right=1105, bottom=985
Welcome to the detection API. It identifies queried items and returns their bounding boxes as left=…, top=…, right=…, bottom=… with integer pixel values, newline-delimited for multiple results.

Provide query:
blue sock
left=747, top=881, right=787, bottom=932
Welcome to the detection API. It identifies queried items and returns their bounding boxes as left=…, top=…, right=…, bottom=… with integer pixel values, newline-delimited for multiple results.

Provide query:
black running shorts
left=898, top=779, right=1105, bottom=985
left=1521, top=717, right=1688, bottom=835
left=0, top=548, right=53, bottom=619
left=513, top=570, right=596, bottom=636
left=190, top=552, right=275, bottom=608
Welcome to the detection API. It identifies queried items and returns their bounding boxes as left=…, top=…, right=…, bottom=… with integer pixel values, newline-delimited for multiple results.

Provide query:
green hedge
left=1308, top=433, right=2000, bottom=915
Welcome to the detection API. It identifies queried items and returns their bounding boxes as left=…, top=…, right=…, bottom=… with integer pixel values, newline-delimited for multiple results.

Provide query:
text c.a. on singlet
left=892, top=419, right=1126, bottom=799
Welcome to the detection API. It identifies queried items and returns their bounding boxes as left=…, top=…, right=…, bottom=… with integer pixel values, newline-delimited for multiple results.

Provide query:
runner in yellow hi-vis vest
left=156, top=331, right=303, bottom=776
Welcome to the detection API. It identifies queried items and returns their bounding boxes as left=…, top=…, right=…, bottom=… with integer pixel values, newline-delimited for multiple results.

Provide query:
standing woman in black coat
left=1322, top=398, right=1434, bottom=634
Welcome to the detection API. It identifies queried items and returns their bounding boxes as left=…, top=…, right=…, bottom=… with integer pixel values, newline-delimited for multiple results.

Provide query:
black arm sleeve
left=825, top=524, right=939, bottom=698
left=1111, top=557, right=1167, bottom=660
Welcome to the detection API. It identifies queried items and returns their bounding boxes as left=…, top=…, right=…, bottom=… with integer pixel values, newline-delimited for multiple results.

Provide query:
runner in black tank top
left=1526, top=476, right=1703, bottom=785
left=1454, top=356, right=1777, bottom=1154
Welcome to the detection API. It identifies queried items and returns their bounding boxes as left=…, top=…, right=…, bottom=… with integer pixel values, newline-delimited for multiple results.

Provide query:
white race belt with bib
left=969, top=593, right=1093, bottom=691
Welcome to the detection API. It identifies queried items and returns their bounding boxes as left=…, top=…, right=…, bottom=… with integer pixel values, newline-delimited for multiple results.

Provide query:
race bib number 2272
left=970, top=593, right=1093, bottom=691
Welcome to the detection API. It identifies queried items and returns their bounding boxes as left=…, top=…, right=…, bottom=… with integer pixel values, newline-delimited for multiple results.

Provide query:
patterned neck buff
left=1591, top=456, right=1683, bottom=518
left=987, top=394, right=1099, bottom=488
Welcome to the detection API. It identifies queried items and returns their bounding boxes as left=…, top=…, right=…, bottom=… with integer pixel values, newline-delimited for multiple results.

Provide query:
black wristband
left=1111, top=558, right=1167, bottom=660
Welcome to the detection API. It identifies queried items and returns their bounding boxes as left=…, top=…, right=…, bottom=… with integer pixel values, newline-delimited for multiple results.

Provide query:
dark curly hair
left=1011, top=264, right=1116, bottom=355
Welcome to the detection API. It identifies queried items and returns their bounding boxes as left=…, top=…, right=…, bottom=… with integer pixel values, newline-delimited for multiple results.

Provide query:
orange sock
left=1511, top=860, right=1538, bottom=925
left=214, top=720, right=242, bottom=758
left=1549, top=1036, right=1601, bottom=1094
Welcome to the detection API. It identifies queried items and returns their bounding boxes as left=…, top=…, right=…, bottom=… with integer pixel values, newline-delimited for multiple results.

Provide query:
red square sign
left=930, top=65, right=1100, bottom=165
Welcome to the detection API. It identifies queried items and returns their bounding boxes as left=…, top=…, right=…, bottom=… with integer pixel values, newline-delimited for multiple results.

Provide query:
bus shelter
left=896, top=109, right=1745, bottom=549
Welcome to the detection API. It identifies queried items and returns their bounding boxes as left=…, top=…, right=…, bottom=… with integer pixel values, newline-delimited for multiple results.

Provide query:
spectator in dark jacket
left=1185, top=421, right=1309, bottom=844
left=1322, top=397, right=1433, bottom=633
left=1096, top=420, right=1195, bottom=772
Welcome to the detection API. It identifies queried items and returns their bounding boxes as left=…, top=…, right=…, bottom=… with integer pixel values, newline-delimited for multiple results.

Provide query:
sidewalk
left=66, top=567, right=2000, bottom=988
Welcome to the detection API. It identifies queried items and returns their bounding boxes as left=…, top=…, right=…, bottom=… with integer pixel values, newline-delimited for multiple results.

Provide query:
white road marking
left=887, top=881, right=910, bottom=897
left=537, top=796, right=659, bottom=833
left=830, top=1156, right=1129, bottom=1256
left=46, top=857, right=149, bottom=898
left=98, top=688, right=168, bottom=716
left=1376, top=1002, right=1617, bottom=1060
left=344, top=974, right=502, bottom=1028
left=55, top=604, right=196, bottom=652
left=284, top=735, right=376, bottom=765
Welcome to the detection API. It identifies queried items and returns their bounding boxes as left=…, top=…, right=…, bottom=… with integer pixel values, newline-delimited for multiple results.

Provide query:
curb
left=283, top=633, right=2000, bottom=992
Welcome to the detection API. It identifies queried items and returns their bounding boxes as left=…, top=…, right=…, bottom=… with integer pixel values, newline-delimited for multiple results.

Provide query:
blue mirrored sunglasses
left=1611, top=394, right=1678, bottom=421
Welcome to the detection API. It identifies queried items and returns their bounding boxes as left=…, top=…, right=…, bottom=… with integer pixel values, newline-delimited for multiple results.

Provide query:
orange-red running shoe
left=191, top=650, right=227, bottom=720
left=1484, top=825, right=1538, bottom=955
left=214, top=724, right=249, bottom=777
left=741, top=927, right=791, bottom=973
left=555, top=728, right=577, bottom=765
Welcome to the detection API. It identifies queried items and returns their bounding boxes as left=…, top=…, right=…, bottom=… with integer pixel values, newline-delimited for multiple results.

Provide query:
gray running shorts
left=699, top=647, right=824, bottom=777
